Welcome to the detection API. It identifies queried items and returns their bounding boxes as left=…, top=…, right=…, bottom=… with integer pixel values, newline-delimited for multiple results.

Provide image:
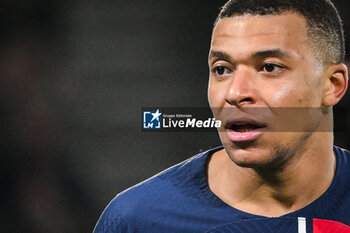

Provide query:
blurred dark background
left=0, top=1, right=349, bottom=232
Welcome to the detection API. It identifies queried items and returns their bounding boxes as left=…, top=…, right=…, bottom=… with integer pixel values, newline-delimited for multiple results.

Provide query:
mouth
left=230, top=123, right=262, bottom=132
left=225, top=119, right=266, bottom=142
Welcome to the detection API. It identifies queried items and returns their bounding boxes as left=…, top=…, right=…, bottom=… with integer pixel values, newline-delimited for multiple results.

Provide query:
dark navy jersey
left=94, top=146, right=350, bottom=233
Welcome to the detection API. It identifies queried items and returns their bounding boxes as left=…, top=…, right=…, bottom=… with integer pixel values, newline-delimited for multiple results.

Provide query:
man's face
left=208, top=13, right=329, bottom=169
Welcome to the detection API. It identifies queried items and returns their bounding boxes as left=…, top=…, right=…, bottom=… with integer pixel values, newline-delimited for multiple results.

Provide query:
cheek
left=265, top=79, right=317, bottom=107
left=208, top=82, right=226, bottom=107
left=275, top=86, right=297, bottom=103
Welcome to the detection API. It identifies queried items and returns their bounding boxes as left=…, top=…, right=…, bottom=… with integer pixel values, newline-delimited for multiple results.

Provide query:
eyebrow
left=252, top=49, right=290, bottom=59
left=209, top=49, right=290, bottom=61
left=209, top=51, right=231, bottom=61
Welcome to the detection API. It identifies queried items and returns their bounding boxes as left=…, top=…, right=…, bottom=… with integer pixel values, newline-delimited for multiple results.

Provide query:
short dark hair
left=216, top=0, right=345, bottom=64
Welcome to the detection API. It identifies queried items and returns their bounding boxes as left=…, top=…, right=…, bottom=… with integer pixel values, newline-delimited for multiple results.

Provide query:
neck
left=208, top=132, right=336, bottom=217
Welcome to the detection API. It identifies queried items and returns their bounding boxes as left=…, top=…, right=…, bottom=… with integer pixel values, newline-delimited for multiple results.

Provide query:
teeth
left=229, top=121, right=262, bottom=132
left=238, top=129, right=253, bottom=133
left=235, top=123, right=248, bottom=126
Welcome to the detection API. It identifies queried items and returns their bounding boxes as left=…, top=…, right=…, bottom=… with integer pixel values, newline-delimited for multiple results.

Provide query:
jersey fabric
left=93, top=146, right=350, bottom=233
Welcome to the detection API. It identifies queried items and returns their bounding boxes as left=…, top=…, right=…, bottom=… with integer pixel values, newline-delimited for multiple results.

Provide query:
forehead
left=210, top=13, right=311, bottom=59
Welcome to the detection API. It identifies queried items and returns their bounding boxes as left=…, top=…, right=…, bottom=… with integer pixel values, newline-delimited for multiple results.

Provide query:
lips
left=225, top=118, right=266, bottom=142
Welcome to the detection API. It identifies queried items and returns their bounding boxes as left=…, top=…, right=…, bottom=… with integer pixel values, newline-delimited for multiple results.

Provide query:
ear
left=322, top=63, right=348, bottom=107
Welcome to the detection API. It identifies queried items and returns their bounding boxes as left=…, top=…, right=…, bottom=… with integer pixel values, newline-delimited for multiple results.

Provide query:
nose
left=225, top=67, right=257, bottom=107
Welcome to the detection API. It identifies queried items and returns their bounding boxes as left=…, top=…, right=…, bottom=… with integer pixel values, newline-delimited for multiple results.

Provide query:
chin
left=223, top=142, right=294, bottom=170
left=226, top=149, right=274, bottom=168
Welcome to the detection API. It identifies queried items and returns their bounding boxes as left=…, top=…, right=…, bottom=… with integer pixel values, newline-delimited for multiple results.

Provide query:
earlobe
left=322, top=63, right=348, bottom=107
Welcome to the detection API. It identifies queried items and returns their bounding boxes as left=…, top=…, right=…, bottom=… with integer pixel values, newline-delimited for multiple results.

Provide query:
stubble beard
left=224, top=131, right=313, bottom=179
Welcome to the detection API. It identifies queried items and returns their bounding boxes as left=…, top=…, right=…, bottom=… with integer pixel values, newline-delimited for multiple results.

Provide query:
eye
left=212, top=66, right=231, bottom=76
left=260, top=63, right=285, bottom=73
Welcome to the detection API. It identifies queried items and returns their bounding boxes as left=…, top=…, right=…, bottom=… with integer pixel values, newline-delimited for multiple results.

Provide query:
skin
left=207, top=13, right=348, bottom=217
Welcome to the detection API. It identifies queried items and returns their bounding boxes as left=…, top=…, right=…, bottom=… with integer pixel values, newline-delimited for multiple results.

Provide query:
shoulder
left=334, top=146, right=350, bottom=181
left=93, top=147, right=222, bottom=233
left=334, top=146, right=350, bottom=169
